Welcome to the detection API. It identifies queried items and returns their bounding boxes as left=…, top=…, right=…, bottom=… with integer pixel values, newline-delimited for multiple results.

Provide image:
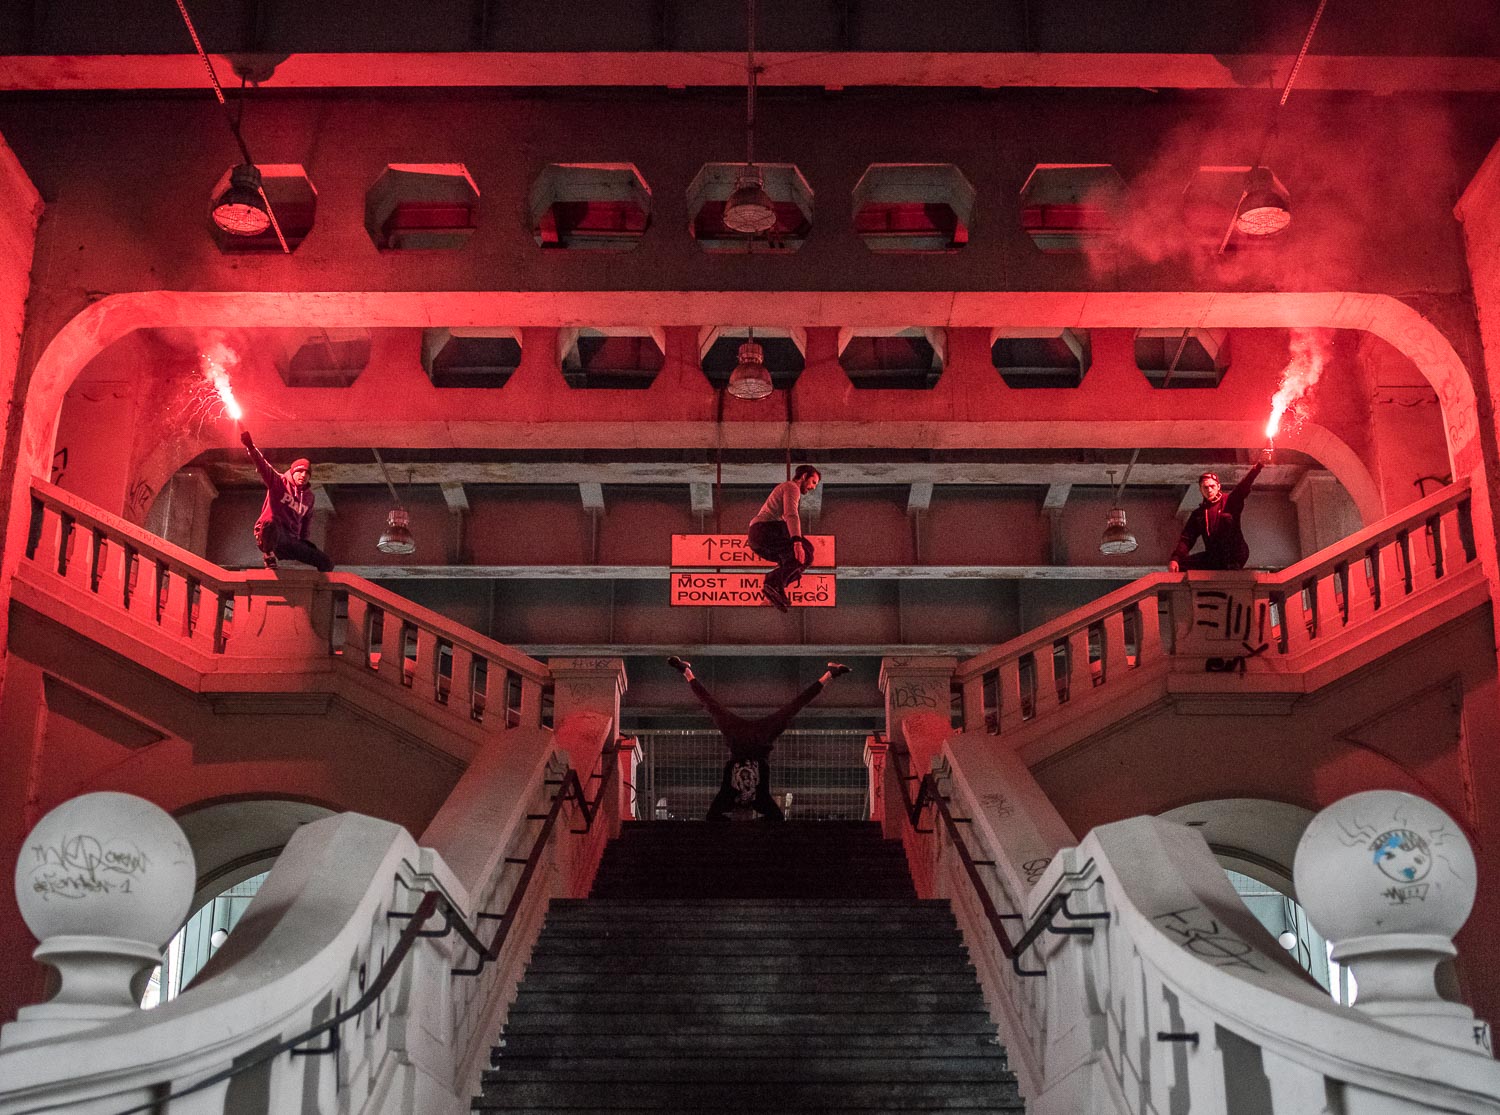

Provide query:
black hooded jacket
left=1170, top=462, right=1264, bottom=570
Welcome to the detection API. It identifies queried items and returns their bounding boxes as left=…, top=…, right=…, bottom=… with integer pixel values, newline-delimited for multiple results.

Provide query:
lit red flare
left=1265, top=329, right=1328, bottom=443
left=199, top=343, right=244, bottom=423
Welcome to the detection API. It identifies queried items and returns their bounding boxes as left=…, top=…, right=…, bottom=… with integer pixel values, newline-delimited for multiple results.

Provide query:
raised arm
left=241, top=430, right=280, bottom=491
left=1225, top=461, right=1265, bottom=517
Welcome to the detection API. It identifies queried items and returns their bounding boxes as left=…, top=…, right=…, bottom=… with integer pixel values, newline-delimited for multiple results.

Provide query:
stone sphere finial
left=1295, top=790, right=1489, bottom=1055
left=3, top=793, right=195, bottom=1047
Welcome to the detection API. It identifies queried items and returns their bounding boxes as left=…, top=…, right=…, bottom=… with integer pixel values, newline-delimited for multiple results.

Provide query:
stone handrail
left=900, top=732, right=1500, bottom=1115
left=954, top=480, right=1477, bottom=736
left=0, top=713, right=623, bottom=1115
left=23, top=479, right=549, bottom=731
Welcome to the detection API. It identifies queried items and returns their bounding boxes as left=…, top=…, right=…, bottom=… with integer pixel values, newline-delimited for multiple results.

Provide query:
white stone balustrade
left=22, top=479, right=550, bottom=735
left=895, top=733, right=1500, bottom=1115
left=954, top=480, right=1478, bottom=740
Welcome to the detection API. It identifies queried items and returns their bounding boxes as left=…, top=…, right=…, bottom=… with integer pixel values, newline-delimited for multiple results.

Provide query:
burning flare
left=1265, top=329, right=1329, bottom=442
left=200, top=342, right=243, bottom=423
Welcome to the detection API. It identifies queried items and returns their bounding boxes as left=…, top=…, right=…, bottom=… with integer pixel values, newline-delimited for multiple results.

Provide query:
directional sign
left=670, top=534, right=836, bottom=568
left=670, top=572, right=837, bottom=607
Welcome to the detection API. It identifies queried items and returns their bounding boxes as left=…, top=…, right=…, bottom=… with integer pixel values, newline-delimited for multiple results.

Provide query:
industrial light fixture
left=722, top=0, right=778, bottom=237
left=726, top=328, right=774, bottom=400
left=212, top=164, right=272, bottom=235
left=1099, top=468, right=1139, bottom=556
left=173, top=0, right=289, bottom=249
left=372, top=448, right=417, bottom=555
left=1234, top=166, right=1292, bottom=237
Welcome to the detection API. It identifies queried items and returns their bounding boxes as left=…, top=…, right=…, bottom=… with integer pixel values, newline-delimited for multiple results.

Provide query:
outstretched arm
left=1225, top=461, right=1265, bottom=517
left=241, top=430, right=280, bottom=490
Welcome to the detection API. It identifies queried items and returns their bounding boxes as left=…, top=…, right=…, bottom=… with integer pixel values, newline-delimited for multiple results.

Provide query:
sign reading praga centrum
left=669, top=535, right=837, bottom=607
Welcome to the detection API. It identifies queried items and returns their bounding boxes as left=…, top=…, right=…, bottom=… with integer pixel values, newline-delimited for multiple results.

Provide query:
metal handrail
left=886, top=738, right=1106, bottom=977
left=110, top=744, right=620, bottom=1115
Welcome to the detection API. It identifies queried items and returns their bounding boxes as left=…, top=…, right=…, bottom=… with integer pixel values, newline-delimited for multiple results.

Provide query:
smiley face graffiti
left=1371, top=829, right=1432, bottom=884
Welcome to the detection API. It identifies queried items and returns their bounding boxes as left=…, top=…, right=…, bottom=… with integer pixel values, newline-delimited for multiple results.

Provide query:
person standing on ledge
left=669, top=656, right=849, bottom=821
left=242, top=429, right=335, bottom=572
left=1169, top=448, right=1273, bottom=572
left=748, top=465, right=820, bottom=611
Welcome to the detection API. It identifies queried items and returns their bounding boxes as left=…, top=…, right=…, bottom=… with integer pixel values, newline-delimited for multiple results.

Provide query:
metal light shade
left=212, top=164, right=272, bottom=236
left=377, top=507, right=416, bottom=555
left=1234, top=167, right=1291, bottom=237
left=723, top=167, right=778, bottom=234
left=1099, top=508, right=1138, bottom=555
left=726, top=339, right=774, bottom=400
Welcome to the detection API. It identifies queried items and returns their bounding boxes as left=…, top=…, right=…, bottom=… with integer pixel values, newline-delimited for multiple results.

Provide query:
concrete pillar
left=548, top=657, right=628, bottom=741
left=145, top=469, right=219, bottom=556
left=878, top=656, right=957, bottom=775
left=863, top=735, right=899, bottom=839
left=1290, top=471, right=1362, bottom=558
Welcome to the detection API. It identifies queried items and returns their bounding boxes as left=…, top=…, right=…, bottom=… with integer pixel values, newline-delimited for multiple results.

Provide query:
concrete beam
left=211, top=461, right=1311, bottom=491
left=311, top=484, right=335, bottom=513
left=579, top=481, right=605, bottom=512
left=1177, top=485, right=1203, bottom=517
left=1042, top=483, right=1072, bottom=511
left=343, top=563, right=1155, bottom=580
left=2, top=52, right=1495, bottom=93
left=689, top=482, right=714, bottom=515
left=907, top=482, right=934, bottom=515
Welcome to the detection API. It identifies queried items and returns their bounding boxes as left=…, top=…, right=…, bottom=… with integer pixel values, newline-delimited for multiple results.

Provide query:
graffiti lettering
left=891, top=684, right=937, bottom=710
left=29, top=835, right=150, bottom=902
left=1153, top=906, right=1262, bottom=972
left=1022, top=857, right=1051, bottom=884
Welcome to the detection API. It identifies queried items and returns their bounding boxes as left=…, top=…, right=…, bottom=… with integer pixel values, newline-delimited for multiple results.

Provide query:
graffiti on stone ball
left=1332, top=807, right=1469, bottom=906
left=28, top=834, right=150, bottom=900
left=1153, top=906, right=1263, bottom=972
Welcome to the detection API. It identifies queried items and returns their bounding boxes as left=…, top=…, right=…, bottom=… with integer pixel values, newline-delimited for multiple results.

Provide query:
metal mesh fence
left=634, top=730, right=870, bottom=821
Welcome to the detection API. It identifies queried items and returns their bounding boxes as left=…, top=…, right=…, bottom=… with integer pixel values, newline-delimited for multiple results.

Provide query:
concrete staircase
left=474, top=820, right=1023, bottom=1112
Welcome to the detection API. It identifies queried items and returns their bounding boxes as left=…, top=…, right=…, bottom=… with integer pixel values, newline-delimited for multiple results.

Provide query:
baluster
left=1313, top=573, right=1341, bottom=638
left=1032, top=644, right=1063, bottom=720
left=1064, top=629, right=1091, bottom=701
left=187, top=584, right=222, bottom=653
left=125, top=553, right=159, bottom=625
left=998, top=661, right=1025, bottom=734
left=157, top=568, right=193, bottom=640
left=519, top=675, right=543, bottom=729
left=1440, top=506, right=1472, bottom=572
left=960, top=675, right=985, bottom=732
left=1342, top=551, right=1377, bottom=626
left=1137, top=592, right=1167, bottom=663
left=414, top=628, right=441, bottom=703
left=1407, top=520, right=1440, bottom=591
left=344, top=595, right=373, bottom=664
left=93, top=535, right=130, bottom=610
left=449, top=646, right=475, bottom=716
left=1281, top=587, right=1315, bottom=656
left=374, top=612, right=404, bottom=687
left=31, top=506, right=68, bottom=574
left=1101, top=610, right=1127, bottom=680
left=61, top=527, right=99, bottom=594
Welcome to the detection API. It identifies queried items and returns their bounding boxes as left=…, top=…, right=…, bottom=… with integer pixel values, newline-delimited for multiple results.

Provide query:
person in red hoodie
left=241, top=429, right=334, bottom=572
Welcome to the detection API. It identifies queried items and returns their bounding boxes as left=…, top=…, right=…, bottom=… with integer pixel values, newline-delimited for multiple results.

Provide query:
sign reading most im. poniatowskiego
left=669, top=534, right=837, bottom=607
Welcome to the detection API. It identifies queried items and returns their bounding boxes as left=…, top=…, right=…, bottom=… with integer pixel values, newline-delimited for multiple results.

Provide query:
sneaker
left=826, top=662, right=851, bottom=677
left=667, top=656, right=691, bottom=673
left=261, top=553, right=278, bottom=569
left=763, top=585, right=790, bottom=612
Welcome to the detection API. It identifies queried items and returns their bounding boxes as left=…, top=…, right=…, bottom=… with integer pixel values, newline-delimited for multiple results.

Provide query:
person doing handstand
left=748, top=465, right=820, bottom=611
left=241, top=429, right=335, bottom=572
left=669, top=656, right=849, bottom=821
left=1169, top=448, right=1273, bottom=572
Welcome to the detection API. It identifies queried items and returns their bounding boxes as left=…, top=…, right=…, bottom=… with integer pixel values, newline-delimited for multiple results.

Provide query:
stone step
left=509, top=991, right=989, bottom=1013
left=482, top=1056, right=1014, bottom=1084
left=522, top=954, right=976, bottom=976
left=527, top=938, right=965, bottom=958
left=472, top=1080, right=1024, bottom=1110
left=534, top=922, right=961, bottom=941
left=492, top=1033, right=1004, bottom=1059
left=498, top=1012, right=998, bottom=1036
left=515, top=972, right=985, bottom=994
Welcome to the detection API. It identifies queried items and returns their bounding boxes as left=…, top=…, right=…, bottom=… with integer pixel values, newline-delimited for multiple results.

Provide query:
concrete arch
left=174, top=797, right=336, bottom=911
left=1158, top=797, right=1316, bottom=898
left=7, top=289, right=1481, bottom=617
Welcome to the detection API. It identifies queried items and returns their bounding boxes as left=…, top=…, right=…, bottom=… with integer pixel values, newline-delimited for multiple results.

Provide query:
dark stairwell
left=474, top=820, right=1023, bottom=1113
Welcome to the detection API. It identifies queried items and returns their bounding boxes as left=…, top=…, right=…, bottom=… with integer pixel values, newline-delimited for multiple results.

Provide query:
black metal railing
left=113, top=744, right=620, bottom=1115
left=885, top=738, right=1107, bottom=977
